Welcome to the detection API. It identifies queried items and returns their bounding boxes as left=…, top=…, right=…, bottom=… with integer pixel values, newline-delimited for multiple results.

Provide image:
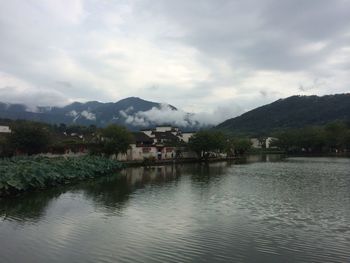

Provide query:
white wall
left=250, top=138, right=262, bottom=148
left=0, top=126, right=11, bottom=133
left=181, top=133, right=194, bottom=143
left=141, top=130, right=154, bottom=137
left=266, top=137, right=277, bottom=148
left=155, top=126, right=172, bottom=132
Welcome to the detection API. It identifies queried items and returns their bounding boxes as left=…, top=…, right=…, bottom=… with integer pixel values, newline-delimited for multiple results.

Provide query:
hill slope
left=216, top=94, right=350, bottom=135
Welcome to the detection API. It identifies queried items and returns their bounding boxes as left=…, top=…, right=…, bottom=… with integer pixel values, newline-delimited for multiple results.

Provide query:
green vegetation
left=0, top=120, right=133, bottom=158
left=101, top=124, right=133, bottom=156
left=7, top=121, right=52, bottom=155
left=227, top=137, right=252, bottom=155
left=0, top=156, right=123, bottom=197
left=188, top=131, right=252, bottom=159
left=216, top=94, right=350, bottom=136
left=271, top=121, right=350, bottom=153
left=188, top=130, right=226, bottom=160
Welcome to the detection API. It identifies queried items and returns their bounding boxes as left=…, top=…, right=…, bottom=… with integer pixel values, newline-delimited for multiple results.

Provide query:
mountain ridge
left=216, top=93, right=350, bottom=136
left=0, top=97, right=180, bottom=130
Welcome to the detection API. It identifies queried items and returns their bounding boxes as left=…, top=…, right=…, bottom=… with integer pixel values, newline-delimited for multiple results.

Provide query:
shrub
left=0, top=156, right=123, bottom=196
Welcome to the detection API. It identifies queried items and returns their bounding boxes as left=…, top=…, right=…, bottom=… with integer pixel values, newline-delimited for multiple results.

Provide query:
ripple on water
left=1, top=157, right=350, bottom=263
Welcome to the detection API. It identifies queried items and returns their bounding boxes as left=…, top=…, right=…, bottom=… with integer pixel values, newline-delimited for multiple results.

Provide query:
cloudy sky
left=1, top=0, right=350, bottom=120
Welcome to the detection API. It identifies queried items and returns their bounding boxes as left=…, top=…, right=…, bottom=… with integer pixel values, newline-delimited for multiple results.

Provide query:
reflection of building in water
left=245, top=154, right=282, bottom=163
left=117, top=126, right=196, bottom=161
left=122, top=165, right=181, bottom=186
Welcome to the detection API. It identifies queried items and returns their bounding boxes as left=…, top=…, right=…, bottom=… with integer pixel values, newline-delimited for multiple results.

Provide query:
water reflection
left=1, top=155, right=350, bottom=263
left=0, top=189, right=63, bottom=223
left=0, top=162, right=232, bottom=222
left=0, top=156, right=283, bottom=222
left=239, top=154, right=285, bottom=163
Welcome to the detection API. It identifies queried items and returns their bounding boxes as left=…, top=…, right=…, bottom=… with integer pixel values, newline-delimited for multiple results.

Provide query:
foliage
left=1, top=119, right=136, bottom=157
left=229, top=138, right=252, bottom=155
left=8, top=121, right=51, bottom=155
left=271, top=121, right=350, bottom=153
left=188, top=130, right=226, bottom=159
left=216, top=94, right=350, bottom=136
left=0, top=135, right=11, bottom=157
left=99, top=124, right=133, bottom=156
left=0, top=156, right=123, bottom=196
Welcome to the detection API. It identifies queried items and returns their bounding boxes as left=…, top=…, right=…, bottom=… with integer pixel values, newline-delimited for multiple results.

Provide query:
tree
left=0, top=135, right=11, bottom=157
left=324, top=121, right=348, bottom=151
left=99, top=125, right=133, bottom=157
left=271, top=121, right=350, bottom=153
left=188, top=130, right=226, bottom=160
left=231, top=138, right=252, bottom=155
left=8, top=122, right=51, bottom=155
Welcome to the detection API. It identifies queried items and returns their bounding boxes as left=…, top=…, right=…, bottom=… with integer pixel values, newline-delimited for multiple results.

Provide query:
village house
left=250, top=138, right=262, bottom=148
left=250, top=137, right=277, bottom=149
left=0, top=125, right=11, bottom=156
left=117, top=126, right=196, bottom=161
left=0, top=125, right=11, bottom=134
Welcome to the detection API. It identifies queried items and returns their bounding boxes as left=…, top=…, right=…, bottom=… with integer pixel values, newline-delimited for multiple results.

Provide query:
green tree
left=324, top=121, right=348, bottom=151
left=188, top=130, right=226, bottom=160
left=232, top=138, right=252, bottom=155
left=0, top=135, right=10, bottom=157
left=8, top=122, right=51, bottom=155
left=99, top=125, right=133, bottom=157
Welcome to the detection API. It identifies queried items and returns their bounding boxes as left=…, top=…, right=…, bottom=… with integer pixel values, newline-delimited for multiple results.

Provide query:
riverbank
left=124, top=156, right=238, bottom=167
left=0, top=155, right=244, bottom=197
left=0, top=156, right=123, bottom=197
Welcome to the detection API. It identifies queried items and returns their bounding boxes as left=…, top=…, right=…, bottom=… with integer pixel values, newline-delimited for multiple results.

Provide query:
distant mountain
left=216, top=94, right=350, bottom=136
left=0, top=97, right=194, bottom=130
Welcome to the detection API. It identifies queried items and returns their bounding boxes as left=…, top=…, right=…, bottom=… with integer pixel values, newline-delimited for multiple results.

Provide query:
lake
left=1, top=156, right=350, bottom=263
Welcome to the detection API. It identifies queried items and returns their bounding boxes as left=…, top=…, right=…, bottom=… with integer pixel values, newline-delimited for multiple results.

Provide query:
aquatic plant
left=0, top=156, right=123, bottom=196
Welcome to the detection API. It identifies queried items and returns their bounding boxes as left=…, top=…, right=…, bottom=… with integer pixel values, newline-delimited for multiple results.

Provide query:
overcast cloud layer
left=1, top=0, right=349, bottom=124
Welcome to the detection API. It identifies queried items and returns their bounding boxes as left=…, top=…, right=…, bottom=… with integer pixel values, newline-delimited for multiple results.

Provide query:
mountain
left=0, top=97, right=186, bottom=130
left=216, top=94, right=350, bottom=136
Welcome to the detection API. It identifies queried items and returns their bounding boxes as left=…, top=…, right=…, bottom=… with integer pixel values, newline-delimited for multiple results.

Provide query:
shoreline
left=2, top=153, right=349, bottom=198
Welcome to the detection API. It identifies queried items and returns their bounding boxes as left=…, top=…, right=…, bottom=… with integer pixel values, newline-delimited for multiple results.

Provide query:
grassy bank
left=0, top=156, right=123, bottom=197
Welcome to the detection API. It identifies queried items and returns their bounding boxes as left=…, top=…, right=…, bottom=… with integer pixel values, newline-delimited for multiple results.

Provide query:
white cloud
left=0, top=0, right=349, bottom=115
left=81, top=110, right=96, bottom=120
left=67, top=110, right=78, bottom=117
left=123, top=103, right=243, bottom=127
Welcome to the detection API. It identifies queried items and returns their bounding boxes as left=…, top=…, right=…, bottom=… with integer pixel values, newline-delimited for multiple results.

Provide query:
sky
left=0, top=0, right=350, bottom=123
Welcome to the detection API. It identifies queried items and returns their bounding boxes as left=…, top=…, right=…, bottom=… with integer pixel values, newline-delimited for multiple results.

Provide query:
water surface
left=1, top=156, right=350, bottom=262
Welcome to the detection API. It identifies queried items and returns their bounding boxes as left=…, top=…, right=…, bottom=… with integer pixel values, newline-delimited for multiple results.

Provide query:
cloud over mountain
left=0, top=0, right=349, bottom=113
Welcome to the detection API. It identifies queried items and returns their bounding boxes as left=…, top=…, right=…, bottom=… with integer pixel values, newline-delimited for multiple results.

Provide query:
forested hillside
left=216, top=94, right=350, bottom=135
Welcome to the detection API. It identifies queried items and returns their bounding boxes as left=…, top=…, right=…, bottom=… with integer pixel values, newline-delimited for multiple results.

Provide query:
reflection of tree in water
left=0, top=162, right=242, bottom=222
left=83, top=165, right=183, bottom=214
left=0, top=188, right=64, bottom=223
left=81, top=175, right=132, bottom=214
left=240, top=154, right=284, bottom=164
left=0, top=166, right=183, bottom=222
left=186, top=162, right=231, bottom=184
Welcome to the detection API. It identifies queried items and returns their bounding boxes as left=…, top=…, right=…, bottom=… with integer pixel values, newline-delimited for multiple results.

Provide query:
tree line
left=0, top=120, right=252, bottom=160
left=271, top=121, right=350, bottom=153
left=0, top=120, right=133, bottom=158
left=188, top=130, right=251, bottom=160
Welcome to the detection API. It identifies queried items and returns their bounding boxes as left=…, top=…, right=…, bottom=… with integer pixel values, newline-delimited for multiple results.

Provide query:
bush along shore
left=0, top=156, right=123, bottom=197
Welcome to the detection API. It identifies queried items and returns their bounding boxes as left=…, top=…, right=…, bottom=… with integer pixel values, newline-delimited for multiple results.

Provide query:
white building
left=250, top=137, right=278, bottom=149
left=265, top=137, right=277, bottom=148
left=0, top=125, right=11, bottom=133
left=181, top=132, right=195, bottom=143
left=116, top=127, right=197, bottom=161
left=155, top=126, right=173, bottom=132
left=250, top=138, right=262, bottom=148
